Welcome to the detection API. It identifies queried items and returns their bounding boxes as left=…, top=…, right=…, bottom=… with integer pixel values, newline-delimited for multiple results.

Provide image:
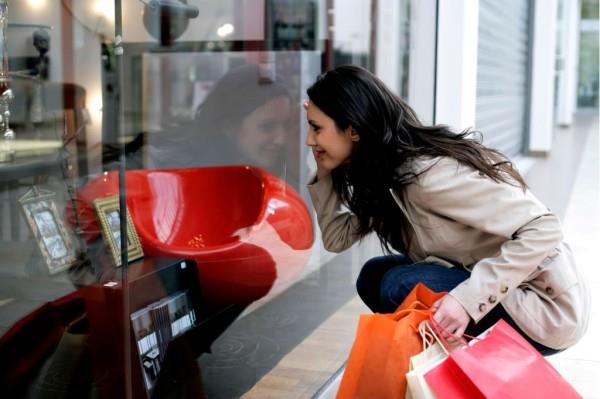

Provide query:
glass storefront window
left=578, top=0, right=599, bottom=108
left=578, top=30, right=599, bottom=108
left=581, top=0, right=599, bottom=19
left=0, top=1, right=436, bottom=397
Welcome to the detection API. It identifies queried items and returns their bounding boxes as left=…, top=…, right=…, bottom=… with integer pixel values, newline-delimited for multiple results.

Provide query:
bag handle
left=426, top=313, right=479, bottom=352
left=394, top=299, right=429, bottom=312
left=418, top=320, right=450, bottom=355
left=390, top=299, right=430, bottom=317
left=390, top=306, right=431, bottom=322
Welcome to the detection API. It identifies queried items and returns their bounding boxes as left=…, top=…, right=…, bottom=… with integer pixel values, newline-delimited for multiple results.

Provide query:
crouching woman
left=304, top=65, right=590, bottom=355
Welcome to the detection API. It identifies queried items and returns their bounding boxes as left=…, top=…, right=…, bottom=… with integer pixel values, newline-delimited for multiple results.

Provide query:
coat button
left=500, top=286, right=509, bottom=294
left=479, top=303, right=487, bottom=312
left=545, top=286, right=554, bottom=295
left=488, top=295, right=497, bottom=304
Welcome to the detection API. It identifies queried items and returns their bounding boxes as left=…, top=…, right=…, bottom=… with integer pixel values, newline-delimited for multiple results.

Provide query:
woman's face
left=235, top=96, right=291, bottom=168
left=305, top=100, right=358, bottom=171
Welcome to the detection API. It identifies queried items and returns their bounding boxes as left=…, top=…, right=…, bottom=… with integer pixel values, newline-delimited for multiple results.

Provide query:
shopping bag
left=405, top=322, right=451, bottom=399
left=336, top=283, right=446, bottom=399
left=424, top=319, right=581, bottom=399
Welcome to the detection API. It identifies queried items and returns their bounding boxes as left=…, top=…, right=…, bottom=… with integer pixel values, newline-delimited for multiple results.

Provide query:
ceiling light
left=217, top=23, right=234, bottom=38
left=94, top=0, right=115, bottom=21
left=27, top=0, right=46, bottom=10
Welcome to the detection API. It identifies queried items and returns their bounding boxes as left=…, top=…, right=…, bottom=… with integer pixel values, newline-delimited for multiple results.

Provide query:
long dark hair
left=306, top=65, right=527, bottom=255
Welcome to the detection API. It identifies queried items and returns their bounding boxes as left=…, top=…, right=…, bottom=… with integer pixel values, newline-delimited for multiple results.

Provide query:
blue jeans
left=356, top=255, right=561, bottom=356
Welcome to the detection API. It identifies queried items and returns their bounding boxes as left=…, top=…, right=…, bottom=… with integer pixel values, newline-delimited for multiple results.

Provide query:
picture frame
left=93, top=195, right=144, bottom=267
left=19, top=187, right=77, bottom=274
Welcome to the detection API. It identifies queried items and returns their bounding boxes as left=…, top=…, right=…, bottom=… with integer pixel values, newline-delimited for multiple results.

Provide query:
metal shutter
left=476, top=0, right=532, bottom=157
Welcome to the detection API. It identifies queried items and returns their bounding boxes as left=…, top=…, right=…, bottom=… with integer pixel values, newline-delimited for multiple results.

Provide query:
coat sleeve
left=416, top=158, right=563, bottom=323
left=307, top=173, right=361, bottom=253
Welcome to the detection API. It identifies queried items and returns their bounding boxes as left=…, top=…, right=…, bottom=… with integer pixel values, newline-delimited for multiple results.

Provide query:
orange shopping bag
left=337, top=283, right=446, bottom=399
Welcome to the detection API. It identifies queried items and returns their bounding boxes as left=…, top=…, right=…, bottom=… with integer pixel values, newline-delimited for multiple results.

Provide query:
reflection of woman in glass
left=150, top=64, right=292, bottom=178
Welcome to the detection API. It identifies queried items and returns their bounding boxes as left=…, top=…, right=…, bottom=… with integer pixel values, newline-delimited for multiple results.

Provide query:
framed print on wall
left=19, top=187, right=77, bottom=274
left=93, top=195, right=144, bottom=267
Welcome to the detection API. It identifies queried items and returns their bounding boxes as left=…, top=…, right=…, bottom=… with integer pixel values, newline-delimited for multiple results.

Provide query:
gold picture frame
left=93, top=195, right=144, bottom=267
left=19, top=187, right=77, bottom=274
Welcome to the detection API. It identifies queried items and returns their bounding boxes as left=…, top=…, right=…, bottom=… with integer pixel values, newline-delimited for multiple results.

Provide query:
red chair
left=71, top=166, right=314, bottom=305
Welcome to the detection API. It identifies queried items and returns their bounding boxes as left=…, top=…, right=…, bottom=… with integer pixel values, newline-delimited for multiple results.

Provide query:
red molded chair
left=71, top=166, right=314, bottom=305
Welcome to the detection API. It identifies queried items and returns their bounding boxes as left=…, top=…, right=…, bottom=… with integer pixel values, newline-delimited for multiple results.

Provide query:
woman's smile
left=314, top=148, right=326, bottom=159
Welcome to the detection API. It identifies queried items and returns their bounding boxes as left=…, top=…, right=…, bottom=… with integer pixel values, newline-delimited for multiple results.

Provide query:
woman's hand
left=431, top=294, right=471, bottom=340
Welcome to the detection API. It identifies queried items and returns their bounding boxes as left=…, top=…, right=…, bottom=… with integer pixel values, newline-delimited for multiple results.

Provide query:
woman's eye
left=259, top=121, right=276, bottom=132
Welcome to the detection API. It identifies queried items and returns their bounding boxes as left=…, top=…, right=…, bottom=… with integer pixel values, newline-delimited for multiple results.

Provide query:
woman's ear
left=349, top=127, right=360, bottom=142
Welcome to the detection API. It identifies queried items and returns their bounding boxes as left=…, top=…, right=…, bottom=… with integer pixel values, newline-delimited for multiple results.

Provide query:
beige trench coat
left=307, top=156, right=590, bottom=349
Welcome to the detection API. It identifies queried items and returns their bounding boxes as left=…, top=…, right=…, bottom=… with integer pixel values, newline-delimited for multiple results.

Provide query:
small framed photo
left=93, top=195, right=144, bottom=267
left=19, top=187, right=77, bottom=274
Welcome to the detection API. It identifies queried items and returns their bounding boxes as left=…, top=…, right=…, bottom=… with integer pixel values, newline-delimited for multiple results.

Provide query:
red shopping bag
left=424, top=319, right=581, bottom=399
left=336, top=283, right=445, bottom=399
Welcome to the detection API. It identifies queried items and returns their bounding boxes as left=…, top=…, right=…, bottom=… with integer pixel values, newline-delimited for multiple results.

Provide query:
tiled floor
left=547, top=117, right=600, bottom=398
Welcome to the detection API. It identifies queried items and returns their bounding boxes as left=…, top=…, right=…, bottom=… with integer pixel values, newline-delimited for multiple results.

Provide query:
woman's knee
left=356, top=255, right=409, bottom=312
left=378, top=265, right=423, bottom=312
left=357, top=256, right=408, bottom=291
left=378, top=264, right=470, bottom=312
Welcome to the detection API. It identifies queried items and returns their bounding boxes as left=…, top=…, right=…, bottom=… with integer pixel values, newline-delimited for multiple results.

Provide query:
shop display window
left=0, top=1, right=430, bottom=397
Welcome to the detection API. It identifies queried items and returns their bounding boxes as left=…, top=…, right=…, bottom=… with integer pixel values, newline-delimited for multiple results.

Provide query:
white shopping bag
left=405, top=322, right=452, bottom=399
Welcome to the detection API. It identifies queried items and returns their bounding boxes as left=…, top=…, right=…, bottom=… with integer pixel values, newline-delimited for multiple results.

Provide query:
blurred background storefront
left=0, top=1, right=597, bottom=398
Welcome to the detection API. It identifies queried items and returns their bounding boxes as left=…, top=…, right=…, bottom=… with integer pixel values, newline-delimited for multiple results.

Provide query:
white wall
left=72, top=22, right=103, bottom=150
left=434, top=0, right=479, bottom=131
left=375, top=0, right=402, bottom=93
left=408, top=0, right=437, bottom=125
left=333, top=0, right=371, bottom=54
left=556, top=0, right=581, bottom=126
left=529, top=0, right=558, bottom=152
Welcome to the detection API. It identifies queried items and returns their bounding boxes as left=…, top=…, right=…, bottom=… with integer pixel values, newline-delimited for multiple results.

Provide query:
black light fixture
left=141, top=0, right=199, bottom=45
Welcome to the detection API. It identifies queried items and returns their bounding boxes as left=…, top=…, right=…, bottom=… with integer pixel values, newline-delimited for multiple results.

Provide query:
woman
left=149, top=64, right=292, bottom=178
left=305, top=65, right=589, bottom=355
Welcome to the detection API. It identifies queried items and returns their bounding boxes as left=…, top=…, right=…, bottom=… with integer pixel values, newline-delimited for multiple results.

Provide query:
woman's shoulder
left=397, top=156, right=459, bottom=201
left=411, top=155, right=464, bottom=179
left=409, top=155, right=531, bottom=204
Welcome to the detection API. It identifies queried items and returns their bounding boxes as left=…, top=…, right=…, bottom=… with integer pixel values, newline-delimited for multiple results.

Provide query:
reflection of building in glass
left=33, top=210, right=67, bottom=259
left=142, top=348, right=160, bottom=384
left=130, top=291, right=197, bottom=392
left=267, top=0, right=317, bottom=50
